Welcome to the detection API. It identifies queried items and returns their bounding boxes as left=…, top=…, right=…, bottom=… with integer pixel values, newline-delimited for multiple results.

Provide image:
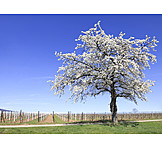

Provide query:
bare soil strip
left=40, top=115, right=53, bottom=123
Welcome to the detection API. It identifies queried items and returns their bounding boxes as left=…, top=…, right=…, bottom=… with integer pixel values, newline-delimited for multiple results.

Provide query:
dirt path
left=0, top=119, right=162, bottom=128
left=129, top=119, right=162, bottom=122
left=40, top=115, right=53, bottom=123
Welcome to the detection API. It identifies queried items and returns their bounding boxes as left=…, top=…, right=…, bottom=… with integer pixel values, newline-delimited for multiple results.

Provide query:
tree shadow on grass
left=73, top=120, right=139, bottom=127
left=70, top=120, right=139, bottom=128
left=102, top=121, right=139, bottom=127
left=70, top=120, right=111, bottom=124
left=119, top=122, right=139, bottom=127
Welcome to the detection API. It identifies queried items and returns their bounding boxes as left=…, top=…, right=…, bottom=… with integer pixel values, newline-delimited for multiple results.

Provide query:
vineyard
left=0, top=109, right=50, bottom=124
left=1, top=108, right=162, bottom=124
left=57, top=112, right=162, bottom=122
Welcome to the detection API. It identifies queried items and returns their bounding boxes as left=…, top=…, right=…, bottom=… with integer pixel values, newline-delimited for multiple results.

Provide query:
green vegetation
left=0, top=121, right=162, bottom=134
left=53, top=115, right=66, bottom=124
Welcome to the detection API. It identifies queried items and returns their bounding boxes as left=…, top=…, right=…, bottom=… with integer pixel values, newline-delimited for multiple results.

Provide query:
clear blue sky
left=0, top=14, right=162, bottom=113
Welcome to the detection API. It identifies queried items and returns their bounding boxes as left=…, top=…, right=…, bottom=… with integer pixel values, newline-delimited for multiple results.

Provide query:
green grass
left=0, top=121, right=162, bottom=134
left=53, top=115, right=66, bottom=124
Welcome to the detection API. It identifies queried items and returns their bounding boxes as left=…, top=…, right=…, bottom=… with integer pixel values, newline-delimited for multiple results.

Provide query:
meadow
left=0, top=121, right=162, bottom=134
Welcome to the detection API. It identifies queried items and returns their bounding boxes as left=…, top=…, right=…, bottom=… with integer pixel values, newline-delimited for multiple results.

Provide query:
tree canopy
left=49, top=21, right=158, bottom=123
left=49, top=21, right=158, bottom=102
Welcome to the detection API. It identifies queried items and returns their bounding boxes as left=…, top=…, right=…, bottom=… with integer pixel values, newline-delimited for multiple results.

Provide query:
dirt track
left=0, top=119, right=162, bottom=128
left=40, top=115, right=53, bottom=123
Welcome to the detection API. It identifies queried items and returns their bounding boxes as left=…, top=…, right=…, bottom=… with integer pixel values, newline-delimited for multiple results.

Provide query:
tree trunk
left=110, top=96, right=118, bottom=124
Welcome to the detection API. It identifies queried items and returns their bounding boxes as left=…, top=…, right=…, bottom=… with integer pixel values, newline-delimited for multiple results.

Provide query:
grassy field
left=0, top=121, right=162, bottom=134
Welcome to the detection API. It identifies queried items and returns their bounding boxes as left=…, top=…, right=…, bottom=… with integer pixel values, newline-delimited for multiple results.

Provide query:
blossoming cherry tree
left=49, top=21, right=158, bottom=123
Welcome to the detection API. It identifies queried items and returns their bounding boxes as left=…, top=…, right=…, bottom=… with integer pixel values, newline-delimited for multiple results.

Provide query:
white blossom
left=49, top=21, right=158, bottom=105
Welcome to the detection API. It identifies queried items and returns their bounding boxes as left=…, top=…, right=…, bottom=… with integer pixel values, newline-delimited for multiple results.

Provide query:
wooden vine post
left=68, top=111, right=70, bottom=122
left=20, top=110, right=22, bottom=123
left=38, top=111, right=40, bottom=122
left=1, top=111, right=3, bottom=123
left=81, top=112, right=83, bottom=121
left=53, top=111, right=55, bottom=123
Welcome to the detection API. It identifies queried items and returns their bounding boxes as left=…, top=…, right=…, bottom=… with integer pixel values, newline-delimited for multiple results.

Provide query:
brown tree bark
left=110, top=96, right=118, bottom=124
left=110, top=79, right=118, bottom=124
